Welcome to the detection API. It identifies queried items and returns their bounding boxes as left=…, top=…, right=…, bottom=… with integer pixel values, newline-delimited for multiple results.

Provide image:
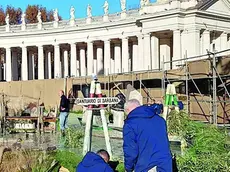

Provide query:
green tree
left=5, top=5, right=22, bottom=25
left=25, top=5, right=62, bottom=23
left=0, top=7, right=5, bottom=26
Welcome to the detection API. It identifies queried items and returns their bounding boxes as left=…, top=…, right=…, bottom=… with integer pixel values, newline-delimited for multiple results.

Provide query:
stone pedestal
left=21, top=24, right=26, bottom=31
left=121, top=12, right=127, bottom=19
left=38, top=23, right=42, bottom=30
left=53, top=21, right=58, bottom=28
left=86, top=17, right=92, bottom=24
left=111, top=109, right=124, bottom=128
left=171, top=0, right=181, bottom=8
left=70, top=19, right=75, bottom=26
left=103, top=15, right=109, bottom=22
left=139, top=8, right=144, bottom=15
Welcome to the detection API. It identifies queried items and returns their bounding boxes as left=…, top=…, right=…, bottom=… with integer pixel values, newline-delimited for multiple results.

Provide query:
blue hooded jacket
left=149, top=104, right=163, bottom=115
left=76, top=152, right=113, bottom=172
left=123, top=106, right=172, bottom=172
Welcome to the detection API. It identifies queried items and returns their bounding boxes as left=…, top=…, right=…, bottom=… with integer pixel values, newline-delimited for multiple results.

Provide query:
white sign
left=75, top=97, right=120, bottom=105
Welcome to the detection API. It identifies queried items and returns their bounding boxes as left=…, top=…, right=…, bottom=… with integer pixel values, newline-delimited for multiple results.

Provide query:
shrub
left=167, top=110, right=230, bottom=172
left=167, top=110, right=190, bottom=136
left=64, top=127, right=84, bottom=148
left=55, top=150, right=82, bottom=172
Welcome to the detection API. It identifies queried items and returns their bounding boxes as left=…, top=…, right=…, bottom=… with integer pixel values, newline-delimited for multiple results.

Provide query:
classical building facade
left=0, top=0, right=230, bottom=82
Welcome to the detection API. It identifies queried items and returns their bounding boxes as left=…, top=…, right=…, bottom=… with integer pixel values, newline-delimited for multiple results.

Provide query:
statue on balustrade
left=37, top=10, right=42, bottom=23
left=145, top=0, right=150, bottom=5
left=103, top=0, right=109, bottom=16
left=120, top=0, right=126, bottom=12
left=5, top=14, right=9, bottom=25
left=87, top=4, right=92, bottom=18
left=70, top=6, right=75, bottom=20
left=21, top=12, right=26, bottom=25
left=53, top=9, right=59, bottom=22
left=141, top=0, right=150, bottom=7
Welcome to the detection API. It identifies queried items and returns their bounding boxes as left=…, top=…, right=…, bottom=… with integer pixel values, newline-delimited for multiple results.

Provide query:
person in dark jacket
left=76, top=149, right=113, bottom=172
left=59, top=90, right=69, bottom=136
left=123, top=99, right=172, bottom=172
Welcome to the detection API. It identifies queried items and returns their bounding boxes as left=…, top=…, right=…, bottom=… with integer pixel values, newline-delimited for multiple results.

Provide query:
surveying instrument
left=163, top=84, right=179, bottom=120
left=75, top=74, right=120, bottom=159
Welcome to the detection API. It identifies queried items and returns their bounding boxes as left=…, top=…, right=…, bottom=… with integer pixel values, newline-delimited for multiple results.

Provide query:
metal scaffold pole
left=212, top=52, right=218, bottom=125
left=161, top=56, right=165, bottom=97
left=185, top=52, right=189, bottom=114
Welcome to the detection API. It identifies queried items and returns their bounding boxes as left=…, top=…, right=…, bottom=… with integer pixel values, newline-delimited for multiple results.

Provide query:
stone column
left=3, top=63, right=6, bottom=81
left=0, top=62, right=2, bottom=81
left=87, top=41, right=94, bottom=76
left=0, top=56, right=2, bottom=81
left=38, top=45, right=44, bottom=80
left=104, top=40, right=111, bottom=75
left=122, top=37, right=129, bottom=73
left=187, top=28, right=200, bottom=58
left=28, top=52, right=35, bottom=80
left=181, top=30, right=187, bottom=60
left=70, top=43, right=77, bottom=77
left=97, top=45, right=103, bottom=74
left=160, top=38, right=171, bottom=70
left=143, top=33, right=151, bottom=70
left=110, top=45, right=115, bottom=74
left=114, top=42, right=121, bottom=73
left=173, top=29, right=182, bottom=68
left=63, top=50, right=69, bottom=77
left=12, top=51, right=18, bottom=81
left=132, top=40, right=138, bottom=71
left=151, top=35, right=159, bottom=70
left=21, top=46, right=28, bottom=81
left=80, top=46, right=86, bottom=76
left=54, top=44, right=61, bottom=78
left=138, top=35, right=144, bottom=70
left=93, top=59, right=97, bottom=74
left=220, top=32, right=228, bottom=55
left=202, top=30, right=210, bottom=54
left=47, top=52, right=52, bottom=79
left=227, top=35, right=230, bottom=49
left=5, top=47, right=12, bottom=82
left=128, top=44, right=132, bottom=72
left=45, top=51, right=48, bottom=79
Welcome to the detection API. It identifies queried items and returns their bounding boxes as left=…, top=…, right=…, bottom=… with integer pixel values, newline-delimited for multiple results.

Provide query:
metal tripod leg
left=100, top=109, right=112, bottom=159
left=83, top=109, right=93, bottom=155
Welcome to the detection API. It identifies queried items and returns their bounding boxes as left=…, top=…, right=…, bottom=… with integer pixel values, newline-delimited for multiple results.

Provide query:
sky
left=0, top=0, right=156, bottom=19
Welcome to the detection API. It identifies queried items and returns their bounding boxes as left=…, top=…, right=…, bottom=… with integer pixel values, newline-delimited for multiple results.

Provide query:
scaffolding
left=162, top=49, right=230, bottom=126
left=70, top=48, right=230, bottom=126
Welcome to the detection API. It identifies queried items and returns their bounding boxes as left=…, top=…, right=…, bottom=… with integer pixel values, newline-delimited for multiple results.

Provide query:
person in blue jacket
left=123, top=99, right=172, bottom=172
left=76, top=149, right=113, bottom=172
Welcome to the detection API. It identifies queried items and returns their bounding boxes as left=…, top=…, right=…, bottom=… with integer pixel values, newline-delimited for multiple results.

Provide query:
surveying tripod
left=82, top=76, right=112, bottom=158
left=163, top=84, right=179, bottom=120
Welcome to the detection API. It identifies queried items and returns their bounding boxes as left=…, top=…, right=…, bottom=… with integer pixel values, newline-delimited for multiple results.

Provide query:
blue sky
left=0, top=0, right=156, bottom=19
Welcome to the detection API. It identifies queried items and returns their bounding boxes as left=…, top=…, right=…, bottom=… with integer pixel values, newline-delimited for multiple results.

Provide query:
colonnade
left=1, top=29, right=229, bottom=82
